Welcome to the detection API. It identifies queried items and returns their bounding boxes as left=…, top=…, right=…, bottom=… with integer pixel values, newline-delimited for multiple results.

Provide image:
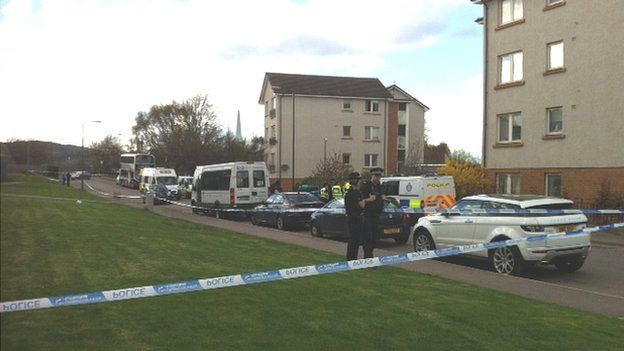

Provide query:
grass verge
left=1, top=175, right=623, bottom=350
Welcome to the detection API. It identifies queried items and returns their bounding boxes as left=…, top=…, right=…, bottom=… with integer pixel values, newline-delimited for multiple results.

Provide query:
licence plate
left=556, top=225, right=579, bottom=233
left=383, top=228, right=401, bottom=234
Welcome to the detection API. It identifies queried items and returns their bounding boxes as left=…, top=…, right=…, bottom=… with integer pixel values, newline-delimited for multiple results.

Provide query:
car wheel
left=489, top=245, right=525, bottom=275
left=310, top=221, right=322, bottom=237
left=215, top=210, right=222, bottom=219
left=413, top=230, right=435, bottom=251
left=555, top=257, right=585, bottom=273
left=394, top=235, right=409, bottom=245
left=251, top=214, right=258, bottom=225
left=276, top=215, right=288, bottom=230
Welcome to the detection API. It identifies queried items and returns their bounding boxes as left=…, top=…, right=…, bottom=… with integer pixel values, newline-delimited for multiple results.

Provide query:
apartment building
left=259, top=73, right=428, bottom=190
left=473, top=0, right=624, bottom=207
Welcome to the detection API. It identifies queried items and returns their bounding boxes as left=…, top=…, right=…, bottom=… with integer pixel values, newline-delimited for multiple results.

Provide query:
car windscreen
left=285, top=193, right=322, bottom=204
left=157, top=176, right=177, bottom=185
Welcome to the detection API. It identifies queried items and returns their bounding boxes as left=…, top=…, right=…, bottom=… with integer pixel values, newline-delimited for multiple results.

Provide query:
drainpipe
left=482, top=2, right=489, bottom=167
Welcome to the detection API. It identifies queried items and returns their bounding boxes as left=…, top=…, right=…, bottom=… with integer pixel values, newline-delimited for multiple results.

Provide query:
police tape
left=85, top=183, right=143, bottom=200
left=154, top=196, right=624, bottom=216
left=2, top=222, right=623, bottom=314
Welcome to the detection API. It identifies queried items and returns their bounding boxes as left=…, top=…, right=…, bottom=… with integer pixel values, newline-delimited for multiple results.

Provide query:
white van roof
left=195, top=161, right=266, bottom=171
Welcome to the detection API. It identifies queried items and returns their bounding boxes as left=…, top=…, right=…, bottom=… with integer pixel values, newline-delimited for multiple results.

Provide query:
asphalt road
left=80, top=176, right=624, bottom=318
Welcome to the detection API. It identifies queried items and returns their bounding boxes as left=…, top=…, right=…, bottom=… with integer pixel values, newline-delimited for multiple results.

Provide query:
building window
left=364, top=154, right=378, bottom=167
left=501, top=0, right=523, bottom=25
left=398, top=124, right=406, bottom=136
left=365, top=100, right=379, bottom=113
left=364, top=126, right=380, bottom=140
left=499, top=51, right=523, bottom=84
left=265, top=127, right=268, bottom=140
left=496, top=174, right=520, bottom=194
left=498, top=113, right=522, bottom=142
left=343, top=126, right=351, bottom=137
left=398, top=150, right=406, bottom=164
left=547, top=107, right=563, bottom=134
left=271, top=97, right=276, bottom=109
left=343, top=100, right=352, bottom=110
left=397, top=136, right=406, bottom=149
left=547, top=41, right=564, bottom=70
left=270, top=126, right=276, bottom=138
left=342, top=153, right=351, bottom=165
left=546, top=174, right=562, bottom=197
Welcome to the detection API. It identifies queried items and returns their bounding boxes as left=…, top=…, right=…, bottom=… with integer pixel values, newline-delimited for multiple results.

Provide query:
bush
left=437, top=151, right=488, bottom=199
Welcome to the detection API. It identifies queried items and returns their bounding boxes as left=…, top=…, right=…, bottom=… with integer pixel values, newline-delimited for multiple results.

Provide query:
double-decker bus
left=118, top=153, right=155, bottom=188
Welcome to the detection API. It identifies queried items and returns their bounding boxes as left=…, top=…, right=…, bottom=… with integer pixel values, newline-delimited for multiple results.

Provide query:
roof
left=259, top=72, right=393, bottom=103
left=463, top=194, right=574, bottom=209
left=386, top=84, right=430, bottom=111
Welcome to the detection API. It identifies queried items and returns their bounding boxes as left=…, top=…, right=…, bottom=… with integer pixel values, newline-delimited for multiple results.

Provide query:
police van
left=140, top=167, right=180, bottom=199
left=191, top=162, right=269, bottom=215
left=380, top=175, right=456, bottom=212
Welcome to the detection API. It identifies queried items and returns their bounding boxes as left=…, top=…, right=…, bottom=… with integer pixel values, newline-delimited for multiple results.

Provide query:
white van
left=380, top=175, right=456, bottom=211
left=140, top=167, right=180, bottom=199
left=191, top=162, right=269, bottom=214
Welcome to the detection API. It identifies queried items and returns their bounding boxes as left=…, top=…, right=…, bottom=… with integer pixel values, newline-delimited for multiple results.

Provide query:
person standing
left=345, top=172, right=365, bottom=260
left=359, top=167, right=385, bottom=259
left=66, top=172, right=71, bottom=187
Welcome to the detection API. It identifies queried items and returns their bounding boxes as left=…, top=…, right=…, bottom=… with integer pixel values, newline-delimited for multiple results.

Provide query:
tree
left=131, top=94, right=223, bottom=174
left=131, top=95, right=265, bottom=175
left=437, top=150, right=488, bottom=199
left=89, top=135, right=125, bottom=173
left=303, top=153, right=352, bottom=186
left=399, top=139, right=424, bottom=175
left=424, top=142, right=450, bottom=164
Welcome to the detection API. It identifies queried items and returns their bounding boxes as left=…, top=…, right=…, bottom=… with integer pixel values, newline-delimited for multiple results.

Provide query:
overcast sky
left=0, top=0, right=484, bottom=156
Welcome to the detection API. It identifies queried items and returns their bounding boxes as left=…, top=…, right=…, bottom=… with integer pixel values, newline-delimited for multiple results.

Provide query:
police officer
left=360, top=167, right=385, bottom=258
left=344, top=172, right=366, bottom=260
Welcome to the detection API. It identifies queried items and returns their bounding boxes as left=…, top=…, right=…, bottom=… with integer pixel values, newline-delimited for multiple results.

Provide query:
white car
left=411, top=194, right=590, bottom=275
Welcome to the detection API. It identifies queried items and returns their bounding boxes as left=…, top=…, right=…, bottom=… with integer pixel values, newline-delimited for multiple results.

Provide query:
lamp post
left=81, top=120, right=101, bottom=190
left=323, top=138, right=327, bottom=165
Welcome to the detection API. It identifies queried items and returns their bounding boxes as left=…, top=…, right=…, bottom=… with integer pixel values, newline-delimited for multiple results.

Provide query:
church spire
left=235, top=110, right=242, bottom=141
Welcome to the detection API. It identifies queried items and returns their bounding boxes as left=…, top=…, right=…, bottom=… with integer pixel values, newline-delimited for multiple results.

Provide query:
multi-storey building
left=473, top=0, right=624, bottom=206
left=259, top=73, right=428, bottom=190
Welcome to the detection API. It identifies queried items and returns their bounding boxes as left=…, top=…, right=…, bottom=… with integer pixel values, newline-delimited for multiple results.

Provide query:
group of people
left=343, top=167, right=385, bottom=261
left=319, top=182, right=351, bottom=202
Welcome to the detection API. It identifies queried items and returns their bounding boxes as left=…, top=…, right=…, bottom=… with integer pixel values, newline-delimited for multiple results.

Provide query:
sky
left=0, top=0, right=484, bottom=156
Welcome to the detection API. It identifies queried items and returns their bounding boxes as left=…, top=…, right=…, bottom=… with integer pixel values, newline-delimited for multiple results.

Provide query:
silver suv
left=411, top=195, right=589, bottom=275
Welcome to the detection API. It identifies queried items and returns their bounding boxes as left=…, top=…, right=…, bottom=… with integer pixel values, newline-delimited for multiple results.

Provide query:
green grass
left=1, top=175, right=623, bottom=350
left=1, top=174, right=101, bottom=200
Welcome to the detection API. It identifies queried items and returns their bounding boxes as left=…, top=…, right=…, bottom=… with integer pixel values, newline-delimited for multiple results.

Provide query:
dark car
left=250, top=192, right=324, bottom=230
left=309, top=198, right=411, bottom=244
left=142, top=184, right=175, bottom=205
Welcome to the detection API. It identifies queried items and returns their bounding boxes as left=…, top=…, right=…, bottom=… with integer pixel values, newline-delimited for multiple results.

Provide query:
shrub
left=437, top=151, right=488, bottom=199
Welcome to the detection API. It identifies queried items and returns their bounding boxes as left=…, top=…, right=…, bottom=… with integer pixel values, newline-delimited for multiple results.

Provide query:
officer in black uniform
left=345, top=172, right=365, bottom=260
left=359, top=167, right=385, bottom=259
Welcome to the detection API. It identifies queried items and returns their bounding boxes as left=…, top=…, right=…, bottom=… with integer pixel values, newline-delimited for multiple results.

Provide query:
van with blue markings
left=191, top=162, right=269, bottom=217
left=380, top=175, right=456, bottom=214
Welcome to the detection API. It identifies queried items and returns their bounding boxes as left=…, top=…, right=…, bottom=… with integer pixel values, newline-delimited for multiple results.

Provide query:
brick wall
left=486, top=167, right=624, bottom=208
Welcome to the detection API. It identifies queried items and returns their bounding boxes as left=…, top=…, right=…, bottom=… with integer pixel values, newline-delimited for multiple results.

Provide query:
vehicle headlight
left=521, top=225, right=545, bottom=233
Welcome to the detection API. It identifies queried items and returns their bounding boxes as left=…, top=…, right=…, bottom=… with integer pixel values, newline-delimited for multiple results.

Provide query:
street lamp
left=323, top=138, right=328, bottom=165
left=81, top=120, right=101, bottom=190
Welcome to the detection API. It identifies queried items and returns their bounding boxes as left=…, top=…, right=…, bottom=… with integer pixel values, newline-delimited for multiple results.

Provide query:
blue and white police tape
left=2, top=222, right=623, bottom=314
left=158, top=196, right=624, bottom=216
left=85, top=183, right=143, bottom=200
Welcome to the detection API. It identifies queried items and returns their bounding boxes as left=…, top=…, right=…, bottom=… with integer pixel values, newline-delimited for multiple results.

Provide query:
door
left=251, top=169, right=268, bottom=204
left=269, top=194, right=284, bottom=224
left=323, top=199, right=347, bottom=237
left=235, top=169, right=251, bottom=205
left=431, top=199, right=480, bottom=247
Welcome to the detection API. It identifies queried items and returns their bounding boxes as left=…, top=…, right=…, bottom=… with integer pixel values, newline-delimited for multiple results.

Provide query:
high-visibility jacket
left=331, top=185, right=343, bottom=199
left=343, top=182, right=351, bottom=193
left=320, top=187, right=329, bottom=200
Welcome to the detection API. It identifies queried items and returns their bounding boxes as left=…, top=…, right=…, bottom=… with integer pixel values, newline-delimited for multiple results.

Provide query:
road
left=80, top=176, right=624, bottom=318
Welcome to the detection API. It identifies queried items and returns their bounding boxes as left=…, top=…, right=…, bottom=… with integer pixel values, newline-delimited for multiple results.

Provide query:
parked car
left=142, top=184, right=176, bottom=205
left=310, top=197, right=411, bottom=244
left=70, top=171, right=92, bottom=180
left=411, top=194, right=589, bottom=275
left=250, top=192, right=324, bottom=230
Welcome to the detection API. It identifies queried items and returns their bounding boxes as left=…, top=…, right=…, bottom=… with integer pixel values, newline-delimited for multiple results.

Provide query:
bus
left=191, top=162, right=269, bottom=214
left=118, top=153, right=155, bottom=188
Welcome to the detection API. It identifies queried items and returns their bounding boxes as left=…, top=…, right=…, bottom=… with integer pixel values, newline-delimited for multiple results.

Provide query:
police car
left=380, top=175, right=456, bottom=219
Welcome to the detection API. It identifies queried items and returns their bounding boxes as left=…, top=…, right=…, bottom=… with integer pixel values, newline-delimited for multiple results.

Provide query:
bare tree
left=306, top=153, right=352, bottom=186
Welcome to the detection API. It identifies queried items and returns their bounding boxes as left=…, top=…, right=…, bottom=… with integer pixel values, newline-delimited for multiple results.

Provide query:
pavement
left=76, top=177, right=624, bottom=318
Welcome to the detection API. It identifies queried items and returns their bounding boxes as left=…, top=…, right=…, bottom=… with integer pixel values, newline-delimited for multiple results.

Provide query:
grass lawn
left=1, top=175, right=623, bottom=350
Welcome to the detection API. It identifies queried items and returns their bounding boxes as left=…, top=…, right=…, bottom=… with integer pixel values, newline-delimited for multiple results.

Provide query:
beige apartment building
left=473, top=0, right=624, bottom=207
left=259, top=73, right=428, bottom=190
